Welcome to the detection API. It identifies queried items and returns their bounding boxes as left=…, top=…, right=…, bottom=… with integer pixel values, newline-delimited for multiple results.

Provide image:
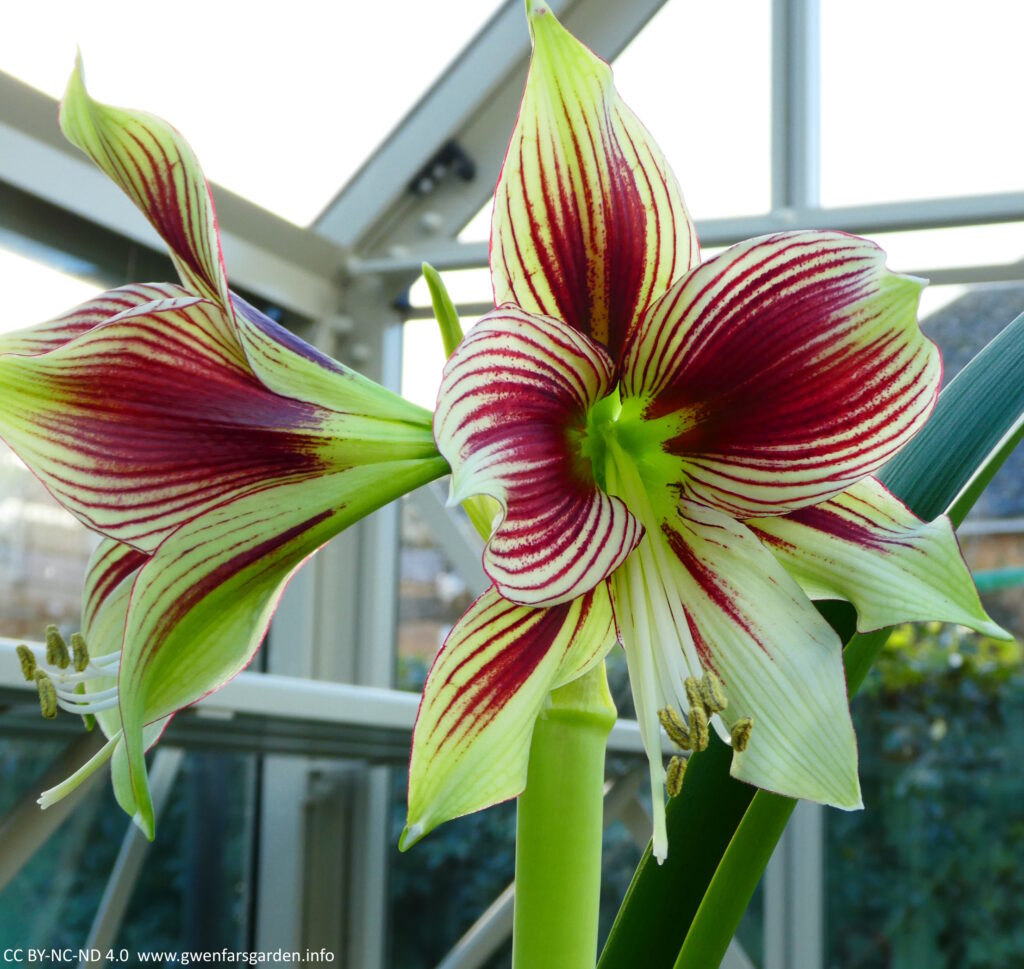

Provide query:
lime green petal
left=117, top=458, right=447, bottom=831
left=748, top=476, right=1009, bottom=638
left=60, top=55, right=230, bottom=306
left=403, top=582, right=616, bottom=847
left=80, top=538, right=147, bottom=739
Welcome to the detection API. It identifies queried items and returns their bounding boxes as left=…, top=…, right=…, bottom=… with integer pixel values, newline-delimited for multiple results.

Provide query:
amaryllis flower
left=1, top=60, right=446, bottom=836
left=403, top=1, right=1006, bottom=861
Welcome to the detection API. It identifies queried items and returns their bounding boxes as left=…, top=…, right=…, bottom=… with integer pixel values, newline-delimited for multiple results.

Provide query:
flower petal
left=60, top=56, right=230, bottom=307
left=403, top=582, right=616, bottom=847
left=748, top=476, right=1009, bottom=638
left=0, top=284, right=178, bottom=357
left=622, top=231, right=941, bottom=517
left=609, top=458, right=861, bottom=834
left=116, top=457, right=448, bottom=836
left=491, top=1, right=696, bottom=363
left=435, top=307, right=642, bottom=606
left=83, top=537, right=149, bottom=642
left=0, top=291, right=437, bottom=551
left=232, top=296, right=436, bottom=426
left=660, top=501, right=861, bottom=808
left=81, top=538, right=148, bottom=739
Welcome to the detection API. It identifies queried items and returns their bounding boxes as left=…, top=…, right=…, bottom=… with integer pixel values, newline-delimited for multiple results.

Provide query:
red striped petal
left=435, top=307, right=642, bottom=606
left=749, top=476, right=1007, bottom=637
left=622, top=231, right=941, bottom=517
left=0, top=293, right=340, bottom=550
left=60, top=57, right=230, bottom=307
left=404, top=582, right=616, bottom=846
left=0, top=284, right=181, bottom=357
left=612, top=497, right=861, bottom=838
left=491, top=2, right=696, bottom=364
left=82, top=537, right=149, bottom=640
left=116, top=457, right=448, bottom=836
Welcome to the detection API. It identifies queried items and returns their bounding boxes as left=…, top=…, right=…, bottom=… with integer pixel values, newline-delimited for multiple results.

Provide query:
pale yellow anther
left=658, top=706, right=693, bottom=751
left=684, top=676, right=705, bottom=718
left=45, top=625, right=70, bottom=670
left=700, top=671, right=727, bottom=714
left=666, top=755, right=687, bottom=797
left=690, top=705, right=710, bottom=752
left=70, top=632, right=89, bottom=673
left=16, top=645, right=36, bottom=682
left=731, top=717, right=754, bottom=752
left=34, top=670, right=57, bottom=720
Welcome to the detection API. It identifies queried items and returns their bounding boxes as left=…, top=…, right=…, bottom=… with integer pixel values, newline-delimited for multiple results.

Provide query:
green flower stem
left=513, top=660, right=617, bottom=969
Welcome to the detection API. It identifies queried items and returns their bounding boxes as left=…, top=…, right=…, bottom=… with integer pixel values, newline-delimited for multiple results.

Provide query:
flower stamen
left=731, top=717, right=754, bottom=752
left=16, top=644, right=37, bottom=681
left=665, top=755, right=687, bottom=797
left=34, top=671, right=58, bottom=720
left=658, top=706, right=692, bottom=750
left=690, top=704, right=710, bottom=752
left=20, top=628, right=121, bottom=723
left=700, top=671, right=727, bottom=713
left=45, top=624, right=70, bottom=670
left=70, top=632, right=89, bottom=673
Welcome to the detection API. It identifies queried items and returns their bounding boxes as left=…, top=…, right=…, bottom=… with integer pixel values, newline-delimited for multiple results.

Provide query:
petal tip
left=978, top=619, right=1015, bottom=642
left=399, top=821, right=426, bottom=852
left=133, top=808, right=156, bottom=841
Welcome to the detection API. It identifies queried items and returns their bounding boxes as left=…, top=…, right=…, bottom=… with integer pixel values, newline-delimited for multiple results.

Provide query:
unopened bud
left=70, top=633, right=89, bottom=673
left=16, top=645, right=37, bottom=681
left=34, top=671, right=57, bottom=720
left=658, top=706, right=692, bottom=750
left=731, top=717, right=754, bottom=752
left=45, top=625, right=70, bottom=670
left=700, top=670, right=727, bottom=713
left=666, top=755, right=687, bottom=797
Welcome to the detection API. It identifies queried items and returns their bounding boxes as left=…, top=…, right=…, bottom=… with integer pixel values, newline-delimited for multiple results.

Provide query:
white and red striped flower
left=404, top=1, right=1006, bottom=861
left=1, top=60, right=447, bottom=836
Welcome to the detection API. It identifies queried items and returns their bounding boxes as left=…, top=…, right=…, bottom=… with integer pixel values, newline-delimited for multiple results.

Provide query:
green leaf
left=423, top=262, right=464, bottom=359
left=598, top=309, right=1024, bottom=969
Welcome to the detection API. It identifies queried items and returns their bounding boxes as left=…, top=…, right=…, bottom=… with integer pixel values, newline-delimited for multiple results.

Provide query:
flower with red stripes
left=1, top=59, right=446, bottom=836
left=403, top=1, right=1006, bottom=861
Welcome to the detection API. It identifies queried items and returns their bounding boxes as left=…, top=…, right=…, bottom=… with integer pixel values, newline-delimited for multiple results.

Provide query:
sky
left=1, top=0, right=1022, bottom=408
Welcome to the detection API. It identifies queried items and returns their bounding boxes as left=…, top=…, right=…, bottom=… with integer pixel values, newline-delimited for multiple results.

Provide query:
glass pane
left=0, top=743, right=256, bottom=951
left=867, top=223, right=1024, bottom=275
left=397, top=498, right=475, bottom=694
left=457, top=0, right=772, bottom=241
left=402, top=317, right=450, bottom=411
left=0, top=243, right=100, bottom=335
left=612, top=0, right=771, bottom=221
left=821, top=0, right=1024, bottom=206
left=0, top=0, right=505, bottom=226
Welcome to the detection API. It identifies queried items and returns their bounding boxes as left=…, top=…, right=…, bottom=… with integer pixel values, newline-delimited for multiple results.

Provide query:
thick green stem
left=513, top=660, right=617, bottom=969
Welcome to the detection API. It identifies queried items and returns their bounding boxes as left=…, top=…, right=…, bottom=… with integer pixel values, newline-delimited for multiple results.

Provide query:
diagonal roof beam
left=315, top=0, right=670, bottom=259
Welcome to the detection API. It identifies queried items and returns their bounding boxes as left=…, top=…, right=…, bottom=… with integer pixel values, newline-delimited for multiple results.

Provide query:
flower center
left=575, top=389, right=679, bottom=506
